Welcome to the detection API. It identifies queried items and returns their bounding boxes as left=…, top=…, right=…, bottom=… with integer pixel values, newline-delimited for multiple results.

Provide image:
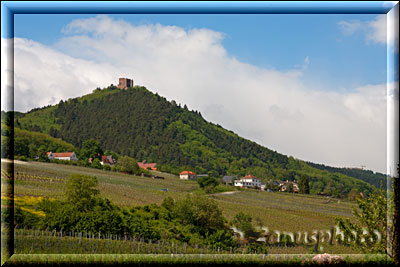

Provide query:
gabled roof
left=180, top=171, right=196, bottom=175
left=138, top=161, right=157, bottom=169
left=243, top=174, right=259, bottom=179
left=223, top=176, right=234, bottom=182
left=101, top=155, right=114, bottom=164
left=47, top=152, right=75, bottom=157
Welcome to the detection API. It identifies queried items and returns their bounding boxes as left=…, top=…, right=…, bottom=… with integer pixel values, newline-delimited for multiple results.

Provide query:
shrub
left=103, top=164, right=111, bottom=171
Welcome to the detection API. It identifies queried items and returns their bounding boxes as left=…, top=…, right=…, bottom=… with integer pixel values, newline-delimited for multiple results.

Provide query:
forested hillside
left=306, top=161, right=387, bottom=189
left=1, top=122, right=77, bottom=160
left=7, top=85, right=383, bottom=197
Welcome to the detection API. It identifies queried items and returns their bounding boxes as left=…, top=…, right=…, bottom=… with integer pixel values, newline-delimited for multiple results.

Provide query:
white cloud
left=366, top=15, right=387, bottom=44
left=338, top=14, right=399, bottom=48
left=338, top=20, right=363, bottom=36
left=5, top=15, right=388, bottom=173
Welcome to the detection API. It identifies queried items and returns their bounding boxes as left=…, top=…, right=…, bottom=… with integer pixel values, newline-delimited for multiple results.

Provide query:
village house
left=234, top=175, right=261, bottom=188
left=47, top=152, right=78, bottom=161
left=222, top=175, right=238, bottom=185
left=180, top=171, right=197, bottom=180
left=279, top=180, right=300, bottom=193
left=100, top=155, right=116, bottom=166
left=137, top=160, right=157, bottom=171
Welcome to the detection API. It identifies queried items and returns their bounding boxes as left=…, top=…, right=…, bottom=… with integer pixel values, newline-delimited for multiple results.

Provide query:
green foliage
left=15, top=207, right=41, bottom=228
left=102, top=164, right=112, bottom=171
left=197, top=176, right=219, bottom=193
left=91, top=158, right=102, bottom=169
left=1, top=123, right=77, bottom=159
left=114, top=155, right=141, bottom=175
left=65, top=174, right=100, bottom=211
left=174, top=194, right=226, bottom=236
left=205, top=229, right=236, bottom=250
left=335, top=188, right=388, bottom=254
left=286, top=182, right=294, bottom=193
left=298, top=174, right=310, bottom=194
left=347, top=188, right=360, bottom=201
left=307, top=161, right=387, bottom=190
left=232, top=212, right=256, bottom=240
left=80, top=139, right=103, bottom=160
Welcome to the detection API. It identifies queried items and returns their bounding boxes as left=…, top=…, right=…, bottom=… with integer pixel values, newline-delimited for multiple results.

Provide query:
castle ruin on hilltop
left=118, top=78, right=134, bottom=90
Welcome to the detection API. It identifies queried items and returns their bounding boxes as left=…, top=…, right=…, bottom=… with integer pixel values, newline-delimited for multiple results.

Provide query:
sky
left=1, top=12, right=396, bottom=174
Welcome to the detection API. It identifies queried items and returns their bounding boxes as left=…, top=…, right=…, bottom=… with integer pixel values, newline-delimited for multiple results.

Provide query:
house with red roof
left=180, top=171, right=197, bottom=180
left=137, top=160, right=157, bottom=171
left=47, top=152, right=78, bottom=161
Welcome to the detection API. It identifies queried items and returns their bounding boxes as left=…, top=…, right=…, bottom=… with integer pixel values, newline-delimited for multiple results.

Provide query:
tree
left=197, top=177, right=219, bottom=193
left=65, top=174, right=99, bottom=211
left=298, top=175, right=310, bottom=194
left=286, top=182, right=294, bottom=193
left=80, top=139, right=103, bottom=160
left=91, top=158, right=102, bottom=169
left=232, top=212, right=256, bottom=240
left=115, top=155, right=141, bottom=174
left=174, top=194, right=225, bottom=236
left=335, top=187, right=387, bottom=254
left=347, top=188, right=359, bottom=201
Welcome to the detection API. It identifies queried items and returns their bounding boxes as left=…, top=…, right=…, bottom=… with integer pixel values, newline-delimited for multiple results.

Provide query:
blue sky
left=3, top=12, right=394, bottom=174
left=14, top=14, right=387, bottom=91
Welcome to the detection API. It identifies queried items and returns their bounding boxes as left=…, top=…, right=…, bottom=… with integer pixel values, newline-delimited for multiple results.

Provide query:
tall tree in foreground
left=65, top=174, right=99, bottom=211
left=335, top=187, right=387, bottom=254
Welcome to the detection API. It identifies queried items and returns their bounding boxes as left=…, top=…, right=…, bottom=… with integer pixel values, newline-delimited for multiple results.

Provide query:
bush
left=103, top=164, right=111, bottom=171
left=19, top=156, right=28, bottom=161
left=91, top=158, right=102, bottom=169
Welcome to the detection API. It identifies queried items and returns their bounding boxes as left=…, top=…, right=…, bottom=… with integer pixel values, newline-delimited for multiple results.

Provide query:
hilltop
left=2, top=84, right=383, bottom=197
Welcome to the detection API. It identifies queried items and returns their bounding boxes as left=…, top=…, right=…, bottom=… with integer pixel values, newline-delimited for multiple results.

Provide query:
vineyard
left=13, top=227, right=323, bottom=255
left=2, top=160, right=365, bottom=255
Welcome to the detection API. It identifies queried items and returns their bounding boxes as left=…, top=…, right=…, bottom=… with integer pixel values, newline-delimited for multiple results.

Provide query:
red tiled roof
left=180, top=171, right=196, bottom=175
left=51, top=152, right=74, bottom=157
left=137, top=161, right=157, bottom=170
left=244, top=175, right=257, bottom=179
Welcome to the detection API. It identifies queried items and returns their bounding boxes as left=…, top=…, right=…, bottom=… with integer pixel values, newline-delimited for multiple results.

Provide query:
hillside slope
left=11, top=85, right=380, bottom=197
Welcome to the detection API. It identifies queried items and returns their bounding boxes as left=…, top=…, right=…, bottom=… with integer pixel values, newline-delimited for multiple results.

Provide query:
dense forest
left=306, top=161, right=387, bottom=190
left=2, top=85, right=384, bottom=197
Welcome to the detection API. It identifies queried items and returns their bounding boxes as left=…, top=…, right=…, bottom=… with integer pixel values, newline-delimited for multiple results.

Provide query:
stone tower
left=118, top=78, right=134, bottom=90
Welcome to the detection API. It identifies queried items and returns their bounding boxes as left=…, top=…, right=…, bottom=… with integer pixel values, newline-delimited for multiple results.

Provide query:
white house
left=180, top=171, right=197, bottom=180
left=234, top=175, right=261, bottom=188
left=47, top=152, right=78, bottom=161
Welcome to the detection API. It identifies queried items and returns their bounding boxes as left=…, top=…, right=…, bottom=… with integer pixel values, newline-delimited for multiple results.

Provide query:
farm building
left=222, top=175, right=238, bottom=185
left=137, top=160, right=157, bottom=171
left=180, top=171, right=197, bottom=180
left=234, top=175, right=261, bottom=188
left=47, top=152, right=78, bottom=161
left=279, top=180, right=300, bottom=193
left=100, top=155, right=116, bottom=166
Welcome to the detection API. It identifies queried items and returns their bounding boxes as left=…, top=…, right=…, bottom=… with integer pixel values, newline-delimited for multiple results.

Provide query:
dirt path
left=1, top=159, right=29, bottom=165
left=207, top=191, right=240, bottom=196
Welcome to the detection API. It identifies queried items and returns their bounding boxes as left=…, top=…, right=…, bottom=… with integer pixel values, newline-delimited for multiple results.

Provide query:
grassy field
left=2, top=160, right=364, bottom=255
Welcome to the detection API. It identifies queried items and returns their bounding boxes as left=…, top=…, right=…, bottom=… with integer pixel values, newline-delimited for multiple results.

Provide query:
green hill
left=1, top=122, right=77, bottom=160
left=6, top=85, right=381, bottom=197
